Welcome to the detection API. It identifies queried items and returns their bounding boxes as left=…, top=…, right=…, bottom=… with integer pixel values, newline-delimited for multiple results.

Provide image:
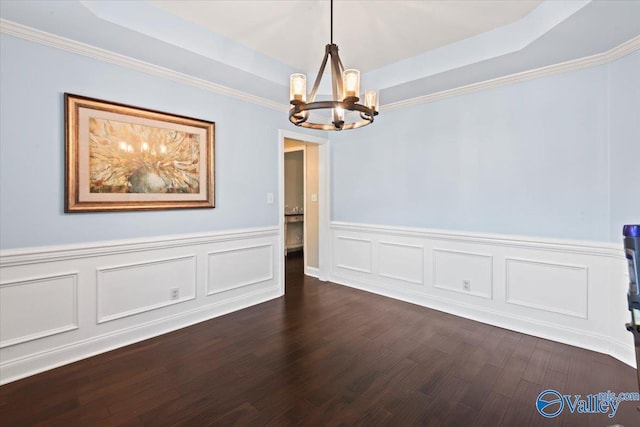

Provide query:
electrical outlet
left=463, top=280, right=471, bottom=291
left=170, top=288, right=180, bottom=300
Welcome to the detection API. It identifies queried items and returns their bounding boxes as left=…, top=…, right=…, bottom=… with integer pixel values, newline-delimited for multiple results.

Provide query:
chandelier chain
left=330, top=0, right=333, bottom=45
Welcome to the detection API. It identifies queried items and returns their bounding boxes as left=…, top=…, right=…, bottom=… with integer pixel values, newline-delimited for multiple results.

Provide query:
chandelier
left=289, top=0, right=379, bottom=131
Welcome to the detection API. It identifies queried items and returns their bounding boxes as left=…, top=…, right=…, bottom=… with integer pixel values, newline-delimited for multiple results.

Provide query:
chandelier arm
left=335, top=50, right=346, bottom=75
left=309, top=46, right=330, bottom=103
left=329, top=47, right=344, bottom=102
left=330, top=61, right=339, bottom=101
left=330, top=59, right=344, bottom=127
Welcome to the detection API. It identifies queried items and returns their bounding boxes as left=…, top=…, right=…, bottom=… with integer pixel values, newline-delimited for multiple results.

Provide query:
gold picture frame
left=65, top=94, right=214, bottom=212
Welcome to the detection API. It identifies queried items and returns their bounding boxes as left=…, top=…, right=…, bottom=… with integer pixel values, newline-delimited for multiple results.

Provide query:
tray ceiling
left=1, top=0, right=638, bottom=106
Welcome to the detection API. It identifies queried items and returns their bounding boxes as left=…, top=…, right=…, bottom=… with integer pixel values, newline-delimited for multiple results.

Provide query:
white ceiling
left=1, top=0, right=639, bottom=105
left=148, top=0, right=543, bottom=74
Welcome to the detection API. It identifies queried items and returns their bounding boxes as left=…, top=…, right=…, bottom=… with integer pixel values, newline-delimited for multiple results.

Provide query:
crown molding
left=2, top=18, right=638, bottom=114
left=381, top=35, right=640, bottom=112
left=0, top=19, right=287, bottom=112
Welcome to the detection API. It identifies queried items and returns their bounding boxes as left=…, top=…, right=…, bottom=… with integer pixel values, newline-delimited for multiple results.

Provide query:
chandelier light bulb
left=343, top=69, right=360, bottom=99
left=290, top=73, right=307, bottom=102
left=364, top=90, right=378, bottom=110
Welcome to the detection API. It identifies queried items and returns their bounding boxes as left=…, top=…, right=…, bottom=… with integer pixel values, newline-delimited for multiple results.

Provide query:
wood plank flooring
left=1, top=252, right=638, bottom=426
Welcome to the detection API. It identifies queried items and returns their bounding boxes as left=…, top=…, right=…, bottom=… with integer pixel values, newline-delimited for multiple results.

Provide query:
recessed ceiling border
left=0, top=19, right=287, bottom=112
left=1, top=18, right=638, bottom=115
left=381, top=35, right=640, bottom=112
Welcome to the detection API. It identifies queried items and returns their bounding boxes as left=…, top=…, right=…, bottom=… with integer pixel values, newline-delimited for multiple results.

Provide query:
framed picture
left=65, top=94, right=214, bottom=212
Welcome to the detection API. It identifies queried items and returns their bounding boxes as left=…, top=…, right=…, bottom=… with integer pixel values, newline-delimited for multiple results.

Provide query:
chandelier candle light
left=289, top=0, right=379, bottom=130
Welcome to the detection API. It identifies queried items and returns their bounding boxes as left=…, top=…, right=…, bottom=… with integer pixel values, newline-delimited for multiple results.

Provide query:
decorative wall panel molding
left=330, top=222, right=632, bottom=368
left=97, top=255, right=197, bottom=323
left=505, top=258, right=588, bottom=319
left=334, top=236, right=373, bottom=274
left=0, top=273, right=78, bottom=348
left=433, top=249, right=493, bottom=299
left=207, top=244, right=274, bottom=295
left=378, top=241, right=424, bottom=285
left=0, top=226, right=280, bottom=385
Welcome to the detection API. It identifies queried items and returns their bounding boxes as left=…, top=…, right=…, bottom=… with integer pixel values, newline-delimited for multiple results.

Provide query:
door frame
left=278, top=129, right=330, bottom=292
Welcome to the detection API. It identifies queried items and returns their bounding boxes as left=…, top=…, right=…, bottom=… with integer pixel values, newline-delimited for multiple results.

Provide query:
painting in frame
left=65, top=93, right=214, bottom=212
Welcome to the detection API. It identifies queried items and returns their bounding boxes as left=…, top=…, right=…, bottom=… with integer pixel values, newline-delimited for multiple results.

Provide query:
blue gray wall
left=609, top=51, right=640, bottom=241
left=0, top=34, right=295, bottom=249
left=1, top=34, right=638, bottom=249
left=332, top=51, right=640, bottom=242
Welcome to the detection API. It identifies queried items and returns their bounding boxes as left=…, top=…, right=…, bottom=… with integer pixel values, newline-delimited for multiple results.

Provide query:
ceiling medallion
left=289, top=0, right=379, bottom=131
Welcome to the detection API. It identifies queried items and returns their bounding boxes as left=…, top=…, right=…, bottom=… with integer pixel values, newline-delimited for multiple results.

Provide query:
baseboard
left=331, top=273, right=634, bottom=367
left=609, top=336, right=637, bottom=369
left=0, top=286, right=281, bottom=385
left=305, top=266, right=320, bottom=278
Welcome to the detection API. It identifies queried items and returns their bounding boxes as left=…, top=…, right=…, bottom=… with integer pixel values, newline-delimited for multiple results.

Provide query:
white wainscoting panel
left=97, top=256, right=197, bottom=323
left=0, top=273, right=78, bottom=348
left=207, top=244, right=273, bottom=295
left=334, top=236, right=372, bottom=273
left=378, top=241, right=424, bottom=285
left=433, top=249, right=493, bottom=299
left=0, top=226, right=281, bottom=385
left=330, top=222, right=632, bottom=368
left=505, top=258, right=588, bottom=319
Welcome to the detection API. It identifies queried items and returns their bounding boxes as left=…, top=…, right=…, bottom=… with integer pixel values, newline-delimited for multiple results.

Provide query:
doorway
left=284, top=142, right=315, bottom=274
left=278, top=130, right=329, bottom=293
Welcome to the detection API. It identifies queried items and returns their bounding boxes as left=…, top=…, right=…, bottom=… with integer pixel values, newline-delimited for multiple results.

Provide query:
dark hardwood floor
left=1, top=251, right=638, bottom=426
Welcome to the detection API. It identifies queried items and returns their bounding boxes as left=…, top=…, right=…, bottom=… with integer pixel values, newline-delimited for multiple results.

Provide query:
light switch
left=311, top=193, right=317, bottom=202
left=267, top=192, right=274, bottom=204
